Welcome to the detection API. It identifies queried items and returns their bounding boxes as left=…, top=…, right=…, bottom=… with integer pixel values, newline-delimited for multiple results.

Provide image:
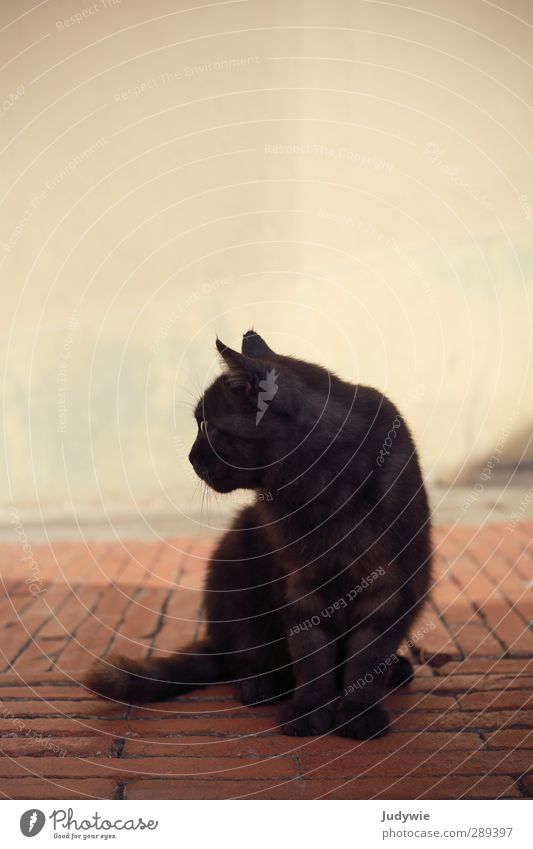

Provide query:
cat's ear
left=216, top=337, right=291, bottom=418
left=241, top=329, right=276, bottom=359
left=216, top=338, right=258, bottom=392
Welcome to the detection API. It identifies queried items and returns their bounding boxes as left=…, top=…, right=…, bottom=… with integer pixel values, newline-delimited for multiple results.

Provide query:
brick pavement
left=0, top=523, right=531, bottom=799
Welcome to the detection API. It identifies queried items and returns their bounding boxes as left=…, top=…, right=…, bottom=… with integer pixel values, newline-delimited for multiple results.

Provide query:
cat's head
left=188, top=330, right=338, bottom=493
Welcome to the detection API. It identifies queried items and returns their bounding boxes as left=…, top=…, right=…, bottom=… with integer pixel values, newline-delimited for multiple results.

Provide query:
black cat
left=84, top=330, right=432, bottom=739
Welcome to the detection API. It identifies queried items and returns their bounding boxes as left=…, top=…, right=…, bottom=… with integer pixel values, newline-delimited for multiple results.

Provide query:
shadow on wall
left=451, top=420, right=533, bottom=486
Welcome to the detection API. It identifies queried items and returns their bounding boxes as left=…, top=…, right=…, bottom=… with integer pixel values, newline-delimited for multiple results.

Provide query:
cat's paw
left=280, top=700, right=335, bottom=736
left=335, top=703, right=390, bottom=739
left=238, top=675, right=288, bottom=706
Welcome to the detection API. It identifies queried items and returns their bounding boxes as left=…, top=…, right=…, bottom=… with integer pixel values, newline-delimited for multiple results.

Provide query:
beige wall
left=1, top=0, right=532, bottom=519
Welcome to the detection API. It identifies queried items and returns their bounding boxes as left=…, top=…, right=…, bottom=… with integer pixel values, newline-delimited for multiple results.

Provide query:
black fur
left=84, top=331, right=432, bottom=739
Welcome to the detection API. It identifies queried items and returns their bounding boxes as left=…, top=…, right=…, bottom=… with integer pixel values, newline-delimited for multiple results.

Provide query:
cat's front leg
left=279, top=617, right=337, bottom=736
left=335, top=622, right=404, bottom=739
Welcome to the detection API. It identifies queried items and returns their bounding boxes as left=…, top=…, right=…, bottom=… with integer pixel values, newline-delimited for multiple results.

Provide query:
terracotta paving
left=0, top=522, right=531, bottom=800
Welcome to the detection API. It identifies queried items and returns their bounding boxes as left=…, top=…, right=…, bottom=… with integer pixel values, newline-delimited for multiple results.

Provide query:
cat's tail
left=82, top=640, right=222, bottom=704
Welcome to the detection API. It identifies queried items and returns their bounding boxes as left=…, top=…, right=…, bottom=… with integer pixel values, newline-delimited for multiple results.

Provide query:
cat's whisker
left=190, top=478, right=201, bottom=509
left=175, top=383, right=200, bottom=403
left=206, top=483, right=212, bottom=529
left=212, top=488, right=222, bottom=526
left=175, top=399, right=197, bottom=411
left=202, top=480, right=211, bottom=532
left=180, top=363, right=206, bottom=405
left=200, top=480, right=206, bottom=529
left=214, top=489, right=225, bottom=528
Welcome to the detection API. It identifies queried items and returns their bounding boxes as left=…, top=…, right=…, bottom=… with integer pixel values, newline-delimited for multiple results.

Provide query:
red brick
left=438, top=658, right=532, bottom=674
left=0, top=778, right=116, bottom=799
left=432, top=674, right=533, bottom=692
left=0, top=686, right=95, bottom=699
left=384, top=693, right=457, bottom=710
left=391, top=709, right=533, bottom=732
left=0, top=700, right=126, bottom=718
left=153, top=587, right=204, bottom=651
left=0, top=672, right=73, bottom=685
left=0, top=755, right=297, bottom=780
left=0, top=718, right=129, bottom=737
left=0, top=736, right=113, bottom=757
left=313, top=774, right=520, bottom=800
left=458, top=691, right=533, bottom=710
left=124, top=778, right=297, bottom=799
left=122, top=730, right=482, bottom=758
left=37, top=586, right=100, bottom=641
left=57, top=588, right=133, bottom=668
left=128, top=700, right=249, bottom=719
left=299, top=749, right=532, bottom=779
left=445, top=620, right=503, bottom=657
left=484, top=729, right=533, bottom=749
left=122, top=716, right=278, bottom=736
left=101, top=588, right=170, bottom=660
left=124, top=774, right=520, bottom=800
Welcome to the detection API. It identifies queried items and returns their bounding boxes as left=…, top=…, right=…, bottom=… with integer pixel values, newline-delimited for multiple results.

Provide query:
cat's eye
left=199, top=420, right=207, bottom=433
